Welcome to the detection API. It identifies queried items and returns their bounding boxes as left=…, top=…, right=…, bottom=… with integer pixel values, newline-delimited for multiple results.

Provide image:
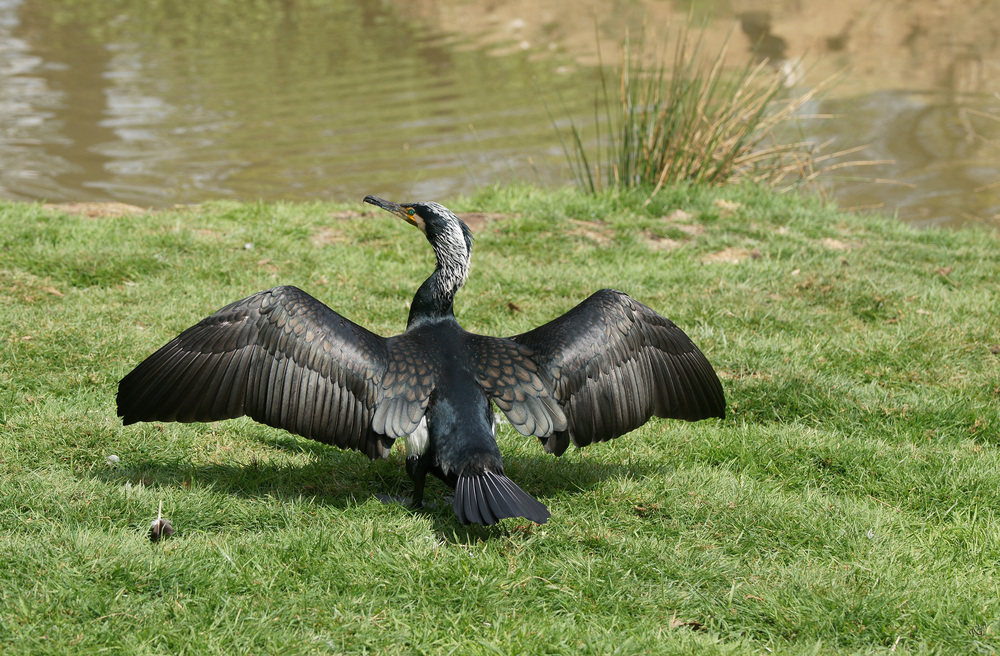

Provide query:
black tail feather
left=453, top=470, right=550, bottom=525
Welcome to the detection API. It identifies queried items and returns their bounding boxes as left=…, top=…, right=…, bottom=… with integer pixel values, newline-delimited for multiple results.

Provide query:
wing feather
left=511, top=289, right=725, bottom=455
left=117, top=285, right=395, bottom=459
left=466, top=334, right=566, bottom=438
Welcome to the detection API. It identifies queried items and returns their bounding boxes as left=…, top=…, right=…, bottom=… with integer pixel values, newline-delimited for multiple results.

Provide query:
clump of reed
left=555, top=25, right=849, bottom=198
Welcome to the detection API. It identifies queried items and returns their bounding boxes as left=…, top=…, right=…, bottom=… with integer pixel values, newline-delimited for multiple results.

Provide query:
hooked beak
left=363, top=195, right=418, bottom=227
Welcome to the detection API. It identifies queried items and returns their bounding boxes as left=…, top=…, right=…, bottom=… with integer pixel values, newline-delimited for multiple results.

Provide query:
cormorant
left=117, top=197, right=725, bottom=525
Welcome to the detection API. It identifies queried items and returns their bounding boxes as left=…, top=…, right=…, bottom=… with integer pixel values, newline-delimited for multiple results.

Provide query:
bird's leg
left=406, top=456, right=429, bottom=509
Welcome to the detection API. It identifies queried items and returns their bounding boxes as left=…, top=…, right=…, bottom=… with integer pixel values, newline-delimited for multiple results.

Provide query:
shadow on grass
left=86, top=431, right=661, bottom=539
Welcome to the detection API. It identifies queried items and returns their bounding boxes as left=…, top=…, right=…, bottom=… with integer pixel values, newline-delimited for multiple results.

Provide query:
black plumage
left=117, top=196, right=725, bottom=525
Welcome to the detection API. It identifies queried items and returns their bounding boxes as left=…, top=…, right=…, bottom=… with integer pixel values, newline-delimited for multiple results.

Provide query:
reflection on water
left=0, top=0, right=998, bottom=230
left=0, top=0, right=594, bottom=205
left=816, top=91, right=1000, bottom=229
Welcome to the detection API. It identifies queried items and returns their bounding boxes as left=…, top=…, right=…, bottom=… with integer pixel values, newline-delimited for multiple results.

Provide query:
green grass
left=2, top=186, right=999, bottom=654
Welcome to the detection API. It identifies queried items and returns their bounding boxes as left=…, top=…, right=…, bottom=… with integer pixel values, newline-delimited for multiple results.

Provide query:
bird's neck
left=407, top=240, right=470, bottom=327
left=407, top=272, right=456, bottom=325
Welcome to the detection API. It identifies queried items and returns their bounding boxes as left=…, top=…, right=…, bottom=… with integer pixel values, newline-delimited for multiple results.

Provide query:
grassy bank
left=1, top=185, right=998, bottom=654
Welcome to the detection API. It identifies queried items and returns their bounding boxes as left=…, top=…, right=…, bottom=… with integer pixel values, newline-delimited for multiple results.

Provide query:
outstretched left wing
left=117, top=285, right=396, bottom=460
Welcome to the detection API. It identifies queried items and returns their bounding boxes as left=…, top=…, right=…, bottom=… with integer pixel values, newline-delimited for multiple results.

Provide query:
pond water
left=1, top=0, right=998, bottom=230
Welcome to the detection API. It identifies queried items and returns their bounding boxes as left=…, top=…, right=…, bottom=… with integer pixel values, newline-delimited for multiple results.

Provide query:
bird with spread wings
left=117, top=196, right=725, bottom=525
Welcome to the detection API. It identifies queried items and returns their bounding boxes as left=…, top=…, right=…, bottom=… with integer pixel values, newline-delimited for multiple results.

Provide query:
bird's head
left=363, top=196, right=473, bottom=255
left=364, top=195, right=473, bottom=323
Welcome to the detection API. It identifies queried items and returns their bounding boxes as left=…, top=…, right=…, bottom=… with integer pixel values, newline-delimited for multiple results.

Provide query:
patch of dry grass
left=553, top=24, right=872, bottom=201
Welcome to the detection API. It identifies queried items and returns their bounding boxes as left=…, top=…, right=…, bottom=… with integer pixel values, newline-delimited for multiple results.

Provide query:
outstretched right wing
left=511, top=289, right=725, bottom=456
left=117, top=285, right=396, bottom=460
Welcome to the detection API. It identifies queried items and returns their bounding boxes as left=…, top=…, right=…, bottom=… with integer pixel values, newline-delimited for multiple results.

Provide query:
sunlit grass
left=2, top=187, right=999, bottom=654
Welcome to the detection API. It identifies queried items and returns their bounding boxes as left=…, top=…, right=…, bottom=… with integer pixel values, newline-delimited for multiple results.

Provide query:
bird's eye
left=407, top=208, right=415, bottom=217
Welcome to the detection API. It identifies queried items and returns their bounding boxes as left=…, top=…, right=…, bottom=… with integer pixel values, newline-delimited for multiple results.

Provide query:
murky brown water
left=1, top=0, right=998, bottom=229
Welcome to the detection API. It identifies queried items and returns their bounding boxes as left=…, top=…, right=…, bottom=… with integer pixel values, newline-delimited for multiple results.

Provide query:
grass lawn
left=1, top=184, right=998, bottom=654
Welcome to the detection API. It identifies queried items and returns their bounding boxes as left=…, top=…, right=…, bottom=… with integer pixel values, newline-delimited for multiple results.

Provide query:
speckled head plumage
left=364, top=196, right=473, bottom=322
left=363, top=196, right=472, bottom=251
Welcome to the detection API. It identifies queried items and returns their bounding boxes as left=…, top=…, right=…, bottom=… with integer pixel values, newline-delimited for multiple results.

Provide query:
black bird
left=117, top=197, right=725, bottom=525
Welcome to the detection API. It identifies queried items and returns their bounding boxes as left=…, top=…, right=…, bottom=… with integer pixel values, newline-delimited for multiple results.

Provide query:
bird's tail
left=453, top=470, right=550, bottom=526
